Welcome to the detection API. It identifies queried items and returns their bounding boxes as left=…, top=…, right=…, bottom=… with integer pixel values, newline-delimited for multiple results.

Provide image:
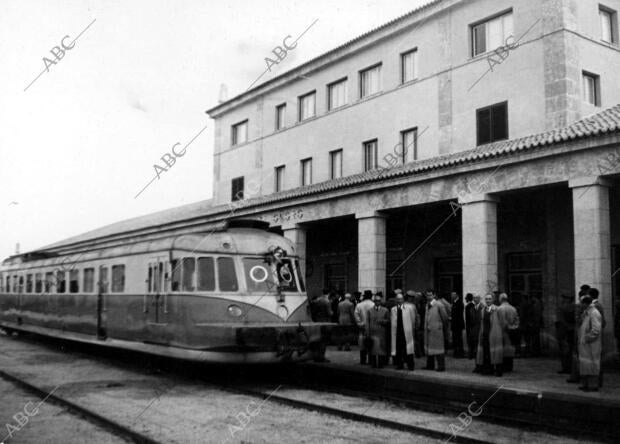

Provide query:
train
left=0, top=220, right=329, bottom=363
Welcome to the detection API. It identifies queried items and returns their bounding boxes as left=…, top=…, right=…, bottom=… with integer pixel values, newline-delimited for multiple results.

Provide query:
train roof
left=2, top=222, right=296, bottom=270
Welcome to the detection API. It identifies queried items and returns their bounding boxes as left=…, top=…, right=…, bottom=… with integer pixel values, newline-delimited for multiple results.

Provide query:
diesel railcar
left=0, top=221, right=327, bottom=363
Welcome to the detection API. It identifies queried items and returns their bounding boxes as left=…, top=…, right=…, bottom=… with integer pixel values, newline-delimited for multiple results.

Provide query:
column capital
left=355, top=210, right=387, bottom=220
left=569, top=176, right=612, bottom=189
left=281, top=222, right=306, bottom=231
left=457, top=193, right=499, bottom=205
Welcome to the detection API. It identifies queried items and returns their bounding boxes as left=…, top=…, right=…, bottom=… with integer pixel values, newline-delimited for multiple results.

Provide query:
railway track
left=0, top=332, right=599, bottom=443
left=0, top=368, right=158, bottom=444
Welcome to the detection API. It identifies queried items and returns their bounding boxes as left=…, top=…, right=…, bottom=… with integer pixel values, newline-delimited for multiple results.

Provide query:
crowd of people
left=309, top=285, right=607, bottom=392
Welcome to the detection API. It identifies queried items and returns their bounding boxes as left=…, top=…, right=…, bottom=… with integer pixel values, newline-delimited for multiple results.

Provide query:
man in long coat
left=497, top=293, right=519, bottom=372
left=465, top=293, right=478, bottom=359
left=451, top=292, right=465, bottom=358
left=578, top=294, right=603, bottom=392
left=354, top=290, right=375, bottom=365
left=367, top=293, right=389, bottom=368
left=424, top=290, right=448, bottom=371
left=337, top=293, right=356, bottom=351
left=391, top=293, right=419, bottom=370
left=475, top=294, right=504, bottom=376
left=413, top=291, right=426, bottom=358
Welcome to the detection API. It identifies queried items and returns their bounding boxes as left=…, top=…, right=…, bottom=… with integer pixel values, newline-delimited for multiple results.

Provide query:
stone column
left=569, top=177, right=613, bottom=349
left=282, top=223, right=307, bottom=278
left=357, top=212, right=387, bottom=295
left=460, top=194, right=499, bottom=297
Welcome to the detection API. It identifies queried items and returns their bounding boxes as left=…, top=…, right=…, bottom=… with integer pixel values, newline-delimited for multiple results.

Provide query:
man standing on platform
left=451, top=292, right=465, bottom=358
left=337, top=293, right=356, bottom=351
left=354, top=290, right=374, bottom=365
left=465, top=293, right=478, bottom=359
left=497, top=293, right=519, bottom=372
left=424, top=290, right=448, bottom=372
left=367, top=293, right=389, bottom=368
left=568, top=285, right=590, bottom=383
left=413, top=291, right=426, bottom=358
left=589, top=288, right=605, bottom=388
left=578, top=293, right=603, bottom=392
left=391, top=292, right=419, bottom=370
left=556, top=294, right=576, bottom=374
left=474, top=294, right=504, bottom=376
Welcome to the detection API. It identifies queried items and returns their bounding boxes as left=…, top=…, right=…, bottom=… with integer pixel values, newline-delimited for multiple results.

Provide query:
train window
left=45, top=272, right=54, bottom=293
left=56, top=271, right=66, bottom=293
left=18, top=276, right=24, bottom=293
left=243, top=258, right=273, bottom=293
left=182, top=258, right=196, bottom=291
left=26, top=274, right=33, bottom=293
left=35, top=273, right=43, bottom=293
left=217, top=257, right=238, bottom=292
left=197, top=257, right=215, bottom=291
left=99, top=266, right=109, bottom=293
left=0, top=275, right=3, bottom=293
left=170, top=260, right=180, bottom=291
left=111, top=265, right=125, bottom=293
left=69, top=269, right=80, bottom=293
left=12, top=275, right=18, bottom=293
left=83, top=268, right=94, bottom=293
left=3, top=276, right=7, bottom=293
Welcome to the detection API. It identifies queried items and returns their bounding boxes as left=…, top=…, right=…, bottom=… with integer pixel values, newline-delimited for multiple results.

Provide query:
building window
left=275, top=165, right=285, bottom=192
left=471, top=11, right=514, bottom=57
left=329, top=149, right=343, bottom=179
left=301, top=158, right=312, bottom=186
left=231, top=176, right=244, bottom=201
left=600, top=6, right=618, bottom=44
left=583, top=71, right=601, bottom=106
left=298, top=91, right=316, bottom=121
left=359, top=64, right=382, bottom=98
left=401, top=49, right=419, bottom=83
left=111, top=265, right=125, bottom=293
left=275, top=103, right=286, bottom=130
left=476, top=102, right=508, bottom=145
left=400, top=128, right=418, bottom=163
left=231, top=120, right=248, bottom=146
left=363, top=139, right=378, bottom=171
left=328, top=78, right=348, bottom=110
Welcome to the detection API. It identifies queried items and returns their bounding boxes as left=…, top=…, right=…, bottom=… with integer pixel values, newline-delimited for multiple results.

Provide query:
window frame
left=298, top=91, right=317, bottom=122
left=275, top=103, right=286, bottom=130
left=329, top=149, right=343, bottom=180
left=359, top=63, right=382, bottom=98
left=111, top=264, right=125, bottom=293
left=327, top=77, right=348, bottom=111
left=363, top=139, right=379, bottom=172
left=83, top=268, right=95, bottom=293
left=400, top=48, right=419, bottom=84
left=600, top=5, right=618, bottom=45
left=583, top=71, right=601, bottom=106
left=231, top=176, right=244, bottom=202
left=217, top=256, right=239, bottom=292
left=300, top=157, right=313, bottom=186
left=476, top=101, right=509, bottom=146
left=400, top=127, right=418, bottom=163
left=197, top=256, right=216, bottom=292
left=231, top=119, right=248, bottom=146
left=470, top=10, right=514, bottom=58
left=275, top=165, right=285, bottom=192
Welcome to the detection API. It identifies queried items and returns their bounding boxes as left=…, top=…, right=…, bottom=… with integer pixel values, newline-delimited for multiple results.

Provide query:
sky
left=0, top=0, right=430, bottom=260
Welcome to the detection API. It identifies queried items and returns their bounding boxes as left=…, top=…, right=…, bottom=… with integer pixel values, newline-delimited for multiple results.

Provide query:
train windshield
left=243, top=257, right=302, bottom=293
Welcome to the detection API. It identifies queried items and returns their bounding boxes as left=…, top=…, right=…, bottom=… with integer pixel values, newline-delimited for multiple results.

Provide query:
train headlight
left=277, top=305, right=289, bottom=319
left=227, top=304, right=243, bottom=318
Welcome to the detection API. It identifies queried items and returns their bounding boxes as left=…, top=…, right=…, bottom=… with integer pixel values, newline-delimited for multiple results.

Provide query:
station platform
left=293, top=346, right=620, bottom=441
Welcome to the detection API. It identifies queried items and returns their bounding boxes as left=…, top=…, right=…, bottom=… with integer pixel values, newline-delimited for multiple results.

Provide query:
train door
left=97, top=266, right=109, bottom=339
left=146, top=258, right=167, bottom=324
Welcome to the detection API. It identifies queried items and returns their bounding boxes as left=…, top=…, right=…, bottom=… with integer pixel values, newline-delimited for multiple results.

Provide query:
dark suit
left=465, top=302, right=477, bottom=359
left=451, top=298, right=465, bottom=357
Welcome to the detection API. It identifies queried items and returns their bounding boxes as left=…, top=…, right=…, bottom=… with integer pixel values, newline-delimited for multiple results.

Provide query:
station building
left=204, top=0, right=620, bottom=351
left=26, top=0, right=620, bottom=354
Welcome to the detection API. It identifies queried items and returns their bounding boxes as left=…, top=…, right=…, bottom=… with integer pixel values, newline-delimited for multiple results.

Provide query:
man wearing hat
left=354, top=290, right=375, bottom=365
left=391, top=291, right=419, bottom=370
left=556, top=293, right=576, bottom=374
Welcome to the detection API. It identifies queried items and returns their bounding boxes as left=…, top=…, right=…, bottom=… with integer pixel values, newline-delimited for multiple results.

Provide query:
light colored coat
left=578, top=304, right=603, bottom=376
left=424, top=299, right=448, bottom=356
left=354, top=299, right=374, bottom=350
left=476, top=305, right=504, bottom=365
left=497, top=302, right=519, bottom=358
left=366, top=306, right=389, bottom=356
left=390, top=304, right=419, bottom=356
